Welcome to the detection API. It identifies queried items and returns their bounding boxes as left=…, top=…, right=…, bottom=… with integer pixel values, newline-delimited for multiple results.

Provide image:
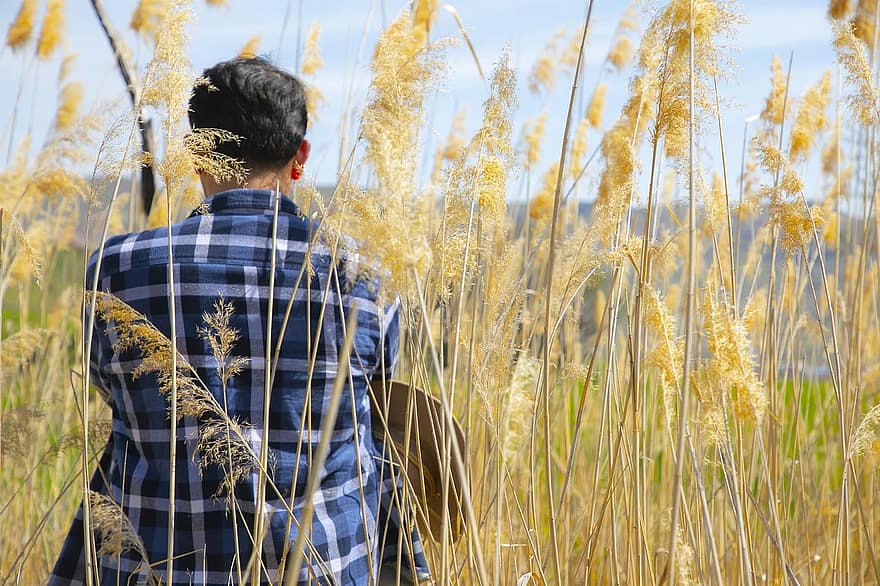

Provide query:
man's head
left=189, top=57, right=310, bottom=186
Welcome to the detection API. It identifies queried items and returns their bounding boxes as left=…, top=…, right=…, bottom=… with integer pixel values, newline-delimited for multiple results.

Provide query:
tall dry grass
left=2, top=0, right=880, bottom=584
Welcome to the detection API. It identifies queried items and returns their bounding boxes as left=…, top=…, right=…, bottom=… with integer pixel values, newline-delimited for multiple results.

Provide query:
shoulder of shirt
left=87, top=219, right=172, bottom=259
left=86, top=224, right=165, bottom=268
left=87, top=213, right=358, bottom=282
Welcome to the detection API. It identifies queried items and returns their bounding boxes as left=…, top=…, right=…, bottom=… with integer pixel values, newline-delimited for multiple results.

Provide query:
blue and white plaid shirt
left=50, top=189, right=429, bottom=585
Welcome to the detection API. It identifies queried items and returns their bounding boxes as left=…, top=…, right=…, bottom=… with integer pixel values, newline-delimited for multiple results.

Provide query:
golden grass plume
left=237, top=34, right=262, bottom=59
left=301, top=22, right=323, bottom=75
left=6, top=0, right=36, bottom=51
left=833, top=20, right=880, bottom=127
left=130, top=0, right=171, bottom=43
left=36, top=0, right=65, bottom=60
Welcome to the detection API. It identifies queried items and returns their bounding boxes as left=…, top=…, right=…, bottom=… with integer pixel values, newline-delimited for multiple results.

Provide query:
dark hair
left=189, top=57, right=308, bottom=169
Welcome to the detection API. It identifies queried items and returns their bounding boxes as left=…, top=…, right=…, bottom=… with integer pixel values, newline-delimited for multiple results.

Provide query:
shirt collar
left=190, top=188, right=302, bottom=218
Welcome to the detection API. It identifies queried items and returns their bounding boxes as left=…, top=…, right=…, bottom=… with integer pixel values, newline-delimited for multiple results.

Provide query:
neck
left=201, top=166, right=292, bottom=197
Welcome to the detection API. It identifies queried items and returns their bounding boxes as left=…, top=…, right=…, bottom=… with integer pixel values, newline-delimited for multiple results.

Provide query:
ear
left=290, top=139, right=311, bottom=181
left=294, top=138, right=310, bottom=168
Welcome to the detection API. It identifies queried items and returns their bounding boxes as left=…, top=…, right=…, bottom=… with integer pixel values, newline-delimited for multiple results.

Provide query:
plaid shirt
left=50, top=189, right=429, bottom=585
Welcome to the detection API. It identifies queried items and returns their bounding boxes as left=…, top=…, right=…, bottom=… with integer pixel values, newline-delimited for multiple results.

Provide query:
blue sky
left=0, top=0, right=838, bottom=198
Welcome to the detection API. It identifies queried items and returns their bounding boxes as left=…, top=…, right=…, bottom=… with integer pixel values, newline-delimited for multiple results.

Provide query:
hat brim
left=370, top=379, right=467, bottom=542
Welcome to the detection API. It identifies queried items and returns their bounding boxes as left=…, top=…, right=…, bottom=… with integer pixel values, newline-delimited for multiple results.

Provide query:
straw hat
left=370, top=380, right=467, bottom=542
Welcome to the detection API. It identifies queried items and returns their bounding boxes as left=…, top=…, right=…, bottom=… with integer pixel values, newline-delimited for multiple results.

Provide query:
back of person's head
left=189, top=57, right=308, bottom=170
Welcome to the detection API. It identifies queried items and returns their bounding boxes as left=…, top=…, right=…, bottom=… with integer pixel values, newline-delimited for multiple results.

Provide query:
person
left=50, top=56, right=430, bottom=585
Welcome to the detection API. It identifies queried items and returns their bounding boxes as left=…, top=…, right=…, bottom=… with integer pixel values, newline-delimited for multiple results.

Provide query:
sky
left=0, top=0, right=840, bottom=199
